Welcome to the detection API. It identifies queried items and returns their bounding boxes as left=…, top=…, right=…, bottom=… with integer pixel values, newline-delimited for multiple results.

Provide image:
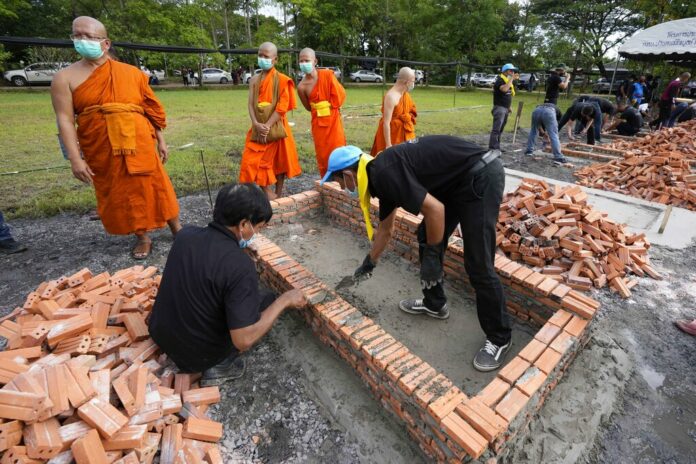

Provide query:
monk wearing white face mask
left=51, top=16, right=181, bottom=260
left=370, top=67, right=418, bottom=156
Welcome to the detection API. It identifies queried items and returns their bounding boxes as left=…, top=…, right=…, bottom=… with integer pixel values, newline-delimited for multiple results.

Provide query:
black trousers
left=416, top=159, right=511, bottom=346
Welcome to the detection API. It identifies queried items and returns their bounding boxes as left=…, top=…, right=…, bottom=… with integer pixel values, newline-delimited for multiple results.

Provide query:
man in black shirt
left=149, top=183, right=306, bottom=385
left=544, top=67, right=568, bottom=105
left=558, top=102, right=598, bottom=145
left=322, top=137, right=512, bottom=372
left=488, top=63, right=519, bottom=151
left=605, top=101, right=643, bottom=136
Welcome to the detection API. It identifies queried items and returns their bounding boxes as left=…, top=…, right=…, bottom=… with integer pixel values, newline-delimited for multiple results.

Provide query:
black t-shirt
left=493, top=76, right=512, bottom=108
left=149, top=222, right=260, bottom=372
left=570, top=102, right=596, bottom=121
left=545, top=73, right=562, bottom=103
left=621, top=107, right=642, bottom=129
left=366, top=135, right=487, bottom=221
left=594, top=98, right=617, bottom=116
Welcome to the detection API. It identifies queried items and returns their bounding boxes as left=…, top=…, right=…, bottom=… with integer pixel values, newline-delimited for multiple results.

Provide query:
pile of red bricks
left=574, top=120, right=696, bottom=210
left=259, top=184, right=600, bottom=462
left=608, top=119, right=696, bottom=160
left=497, top=178, right=661, bottom=298
left=0, top=266, right=223, bottom=463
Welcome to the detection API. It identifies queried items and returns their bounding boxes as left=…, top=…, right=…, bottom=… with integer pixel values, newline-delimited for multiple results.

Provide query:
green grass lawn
left=0, top=85, right=572, bottom=219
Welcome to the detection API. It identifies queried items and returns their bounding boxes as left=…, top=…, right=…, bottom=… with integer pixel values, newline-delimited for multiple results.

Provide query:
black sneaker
left=398, top=299, right=449, bottom=320
left=200, top=355, right=246, bottom=386
left=473, top=340, right=511, bottom=372
left=0, top=238, right=27, bottom=255
left=552, top=157, right=569, bottom=166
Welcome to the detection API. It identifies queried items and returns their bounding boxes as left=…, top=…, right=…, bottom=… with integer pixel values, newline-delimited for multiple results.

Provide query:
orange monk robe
left=370, top=92, right=417, bottom=156
left=239, top=67, right=301, bottom=186
left=72, top=59, right=179, bottom=235
left=308, top=69, right=347, bottom=176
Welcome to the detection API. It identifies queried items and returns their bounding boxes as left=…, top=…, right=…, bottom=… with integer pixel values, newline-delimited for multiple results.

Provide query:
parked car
left=243, top=69, right=262, bottom=84
left=469, top=73, right=489, bottom=86
left=349, top=69, right=383, bottom=83
left=3, top=62, right=69, bottom=87
left=192, top=68, right=233, bottom=84
left=318, top=66, right=342, bottom=80
left=391, top=69, right=424, bottom=84
left=592, top=77, right=622, bottom=94
left=480, top=74, right=498, bottom=87
left=517, top=73, right=539, bottom=91
left=140, top=67, right=166, bottom=84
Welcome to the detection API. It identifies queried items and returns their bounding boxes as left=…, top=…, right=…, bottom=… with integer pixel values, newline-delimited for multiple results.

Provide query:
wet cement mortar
left=1, top=169, right=696, bottom=462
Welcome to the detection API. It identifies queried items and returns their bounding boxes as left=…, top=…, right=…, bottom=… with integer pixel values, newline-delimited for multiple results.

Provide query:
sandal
left=131, top=237, right=153, bottom=260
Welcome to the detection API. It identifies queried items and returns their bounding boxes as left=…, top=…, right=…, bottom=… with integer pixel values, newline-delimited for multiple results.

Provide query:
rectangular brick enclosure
left=249, top=181, right=599, bottom=462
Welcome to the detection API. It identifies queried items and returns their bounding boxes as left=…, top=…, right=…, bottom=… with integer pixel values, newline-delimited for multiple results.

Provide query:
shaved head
left=72, top=16, right=108, bottom=38
left=397, top=67, right=415, bottom=83
left=299, top=48, right=316, bottom=61
left=258, top=42, right=278, bottom=58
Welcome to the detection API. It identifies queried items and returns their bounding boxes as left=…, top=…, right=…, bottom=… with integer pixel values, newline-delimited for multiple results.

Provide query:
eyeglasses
left=70, top=34, right=106, bottom=41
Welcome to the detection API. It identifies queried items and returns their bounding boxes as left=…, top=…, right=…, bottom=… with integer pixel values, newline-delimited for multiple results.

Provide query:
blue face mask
left=238, top=223, right=256, bottom=249
left=299, top=62, right=314, bottom=74
left=73, top=39, right=105, bottom=60
left=257, top=57, right=273, bottom=71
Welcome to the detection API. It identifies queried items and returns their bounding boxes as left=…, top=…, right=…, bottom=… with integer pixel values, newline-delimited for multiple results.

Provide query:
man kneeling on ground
left=149, top=183, right=306, bottom=385
left=323, top=137, right=512, bottom=372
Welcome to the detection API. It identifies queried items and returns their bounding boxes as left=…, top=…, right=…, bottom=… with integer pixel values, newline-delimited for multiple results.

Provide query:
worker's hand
left=157, top=140, right=169, bottom=164
left=420, top=242, right=444, bottom=290
left=70, top=158, right=94, bottom=184
left=353, top=254, right=376, bottom=282
left=281, top=289, right=307, bottom=309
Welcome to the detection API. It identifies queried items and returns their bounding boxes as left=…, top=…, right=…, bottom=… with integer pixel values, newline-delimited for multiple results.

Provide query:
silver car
left=3, top=62, right=69, bottom=87
left=349, top=70, right=383, bottom=83
left=193, top=68, right=233, bottom=84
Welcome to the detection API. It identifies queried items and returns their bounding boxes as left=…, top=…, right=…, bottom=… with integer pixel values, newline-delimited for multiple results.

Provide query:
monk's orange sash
left=80, top=103, right=144, bottom=155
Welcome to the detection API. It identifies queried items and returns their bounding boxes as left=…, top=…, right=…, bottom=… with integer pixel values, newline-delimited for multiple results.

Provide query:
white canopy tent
left=618, top=17, right=696, bottom=62
left=609, top=17, right=695, bottom=94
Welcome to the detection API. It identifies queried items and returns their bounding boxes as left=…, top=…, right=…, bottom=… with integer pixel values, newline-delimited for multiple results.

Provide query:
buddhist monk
left=51, top=16, right=180, bottom=260
left=370, top=67, right=417, bottom=156
left=239, top=42, right=301, bottom=199
left=296, top=48, right=346, bottom=176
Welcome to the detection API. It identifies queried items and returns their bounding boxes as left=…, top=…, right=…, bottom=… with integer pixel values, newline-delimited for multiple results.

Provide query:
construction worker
left=323, top=137, right=512, bottom=372
left=489, top=63, right=519, bottom=151
left=149, top=183, right=307, bottom=385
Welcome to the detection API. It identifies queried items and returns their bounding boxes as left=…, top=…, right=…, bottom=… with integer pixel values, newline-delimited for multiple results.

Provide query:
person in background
left=524, top=103, right=572, bottom=167
left=605, top=100, right=643, bottom=136
left=544, top=66, right=568, bottom=105
left=0, top=211, right=27, bottom=255
left=489, top=63, right=519, bottom=151
left=657, top=72, right=691, bottom=129
left=631, top=75, right=647, bottom=107
left=558, top=101, right=599, bottom=145
left=370, top=67, right=417, bottom=155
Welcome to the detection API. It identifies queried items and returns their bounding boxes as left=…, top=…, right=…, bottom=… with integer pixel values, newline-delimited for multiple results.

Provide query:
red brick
left=534, top=321, right=561, bottom=345
left=517, top=339, right=546, bottom=364
left=515, top=367, right=548, bottom=397
left=440, top=411, right=488, bottom=459
left=497, top=357, right=531, bottom=384
left=564, top=315, right=590, bottom=338
left=494, top=387, right=529, bottom=422
left=534, top=347, right=563, bottom=375
left=475, top=377, right=510, bottom=408
left=455, top=397, right=507, bottom=443
left=547, top=309, right=573, bottom=328
left=397, top=362, right=436, bottom=396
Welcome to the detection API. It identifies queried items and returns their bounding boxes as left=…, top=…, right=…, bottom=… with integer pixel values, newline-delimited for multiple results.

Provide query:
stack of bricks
left=607, top=119, right=696, bottom=161
left=574, top=120, right=696, bottom=210
left=254, top=185, right=601, bottom=461
left=0, top=266, right=224, bottom=463
left=496, top=178, right=661, bottom=299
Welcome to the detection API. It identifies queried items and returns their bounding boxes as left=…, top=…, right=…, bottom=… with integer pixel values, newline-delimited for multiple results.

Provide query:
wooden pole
left=511, top=101, right=524, bottom=144
left=658, top=205, right=673, bottom=234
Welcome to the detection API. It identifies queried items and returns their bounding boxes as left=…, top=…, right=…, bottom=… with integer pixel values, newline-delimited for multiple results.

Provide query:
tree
left=530, top=0, right=641, bottom=76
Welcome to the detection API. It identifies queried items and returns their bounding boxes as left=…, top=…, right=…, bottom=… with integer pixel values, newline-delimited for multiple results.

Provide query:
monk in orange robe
left=296, top=48, right=346, bottom=176
left=370, top=67, right=417, bottom=156
left=52, top=16, right=180, bottom=259
left=239, top=42, right=301, bottom=199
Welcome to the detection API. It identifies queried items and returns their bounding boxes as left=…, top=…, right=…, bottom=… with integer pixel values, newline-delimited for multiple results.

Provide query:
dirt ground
left=2, top=156, right=696, bottom=462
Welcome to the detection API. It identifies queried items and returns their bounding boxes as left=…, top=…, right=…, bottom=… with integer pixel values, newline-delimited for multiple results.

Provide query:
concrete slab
left=265, top=219, right=536, bottom=396
left=505, top=168, right=696, bottom=249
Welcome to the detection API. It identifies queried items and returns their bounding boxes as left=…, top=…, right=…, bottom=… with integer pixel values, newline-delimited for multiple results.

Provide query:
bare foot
left=167, top=218, right=182, bottom=236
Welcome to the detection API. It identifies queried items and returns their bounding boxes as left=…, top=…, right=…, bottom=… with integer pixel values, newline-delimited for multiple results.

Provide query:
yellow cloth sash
left=80, top=103, right=144, bottom=155
left=258, top=101, right=272, bottom=108
left=357, top=153, right=375, bottom=240
left=311, top=100, right=331, bottom=117
left=499, top=73, right=515, bottom=96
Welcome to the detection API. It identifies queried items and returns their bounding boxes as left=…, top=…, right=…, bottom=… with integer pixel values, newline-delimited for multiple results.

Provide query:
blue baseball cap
left=321, top=145, right=363, bottom=184
left=501, top=63, right=518, bottom=72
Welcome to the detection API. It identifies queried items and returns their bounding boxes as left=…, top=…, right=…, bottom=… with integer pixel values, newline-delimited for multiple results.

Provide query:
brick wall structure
left=251, top=181, right=600, bottom=462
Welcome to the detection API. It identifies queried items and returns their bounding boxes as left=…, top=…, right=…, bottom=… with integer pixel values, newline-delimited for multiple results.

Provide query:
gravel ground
left=2, top=169, right=695, bottom=462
